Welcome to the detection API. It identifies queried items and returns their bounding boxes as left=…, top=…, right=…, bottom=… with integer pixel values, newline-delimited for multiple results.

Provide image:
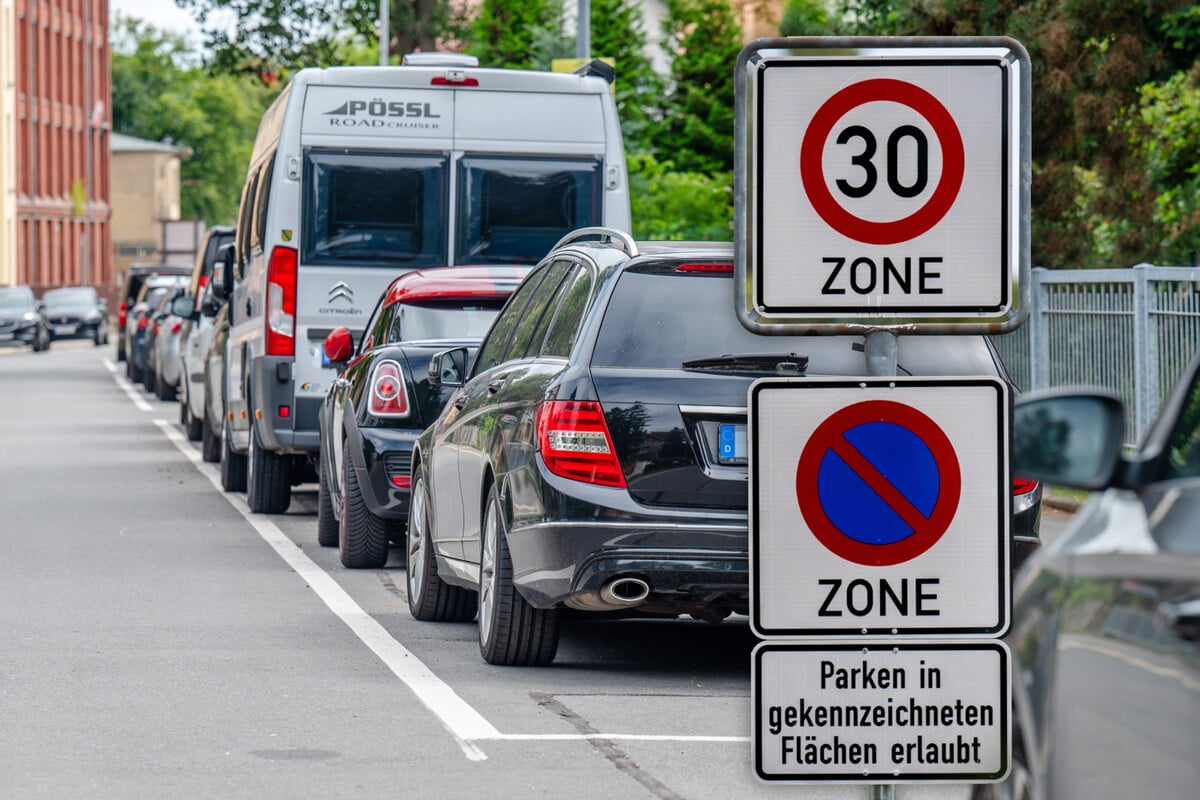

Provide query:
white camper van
left=217, top=59, right=631, bottom=514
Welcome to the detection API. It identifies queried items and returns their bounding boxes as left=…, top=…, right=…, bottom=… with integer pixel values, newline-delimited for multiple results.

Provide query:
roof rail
left=551, top=227, right=638, bottom=257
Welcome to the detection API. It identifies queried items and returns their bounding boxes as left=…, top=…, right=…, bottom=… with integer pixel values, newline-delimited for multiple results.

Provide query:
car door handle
left=487, top=379, right=505, bottom=394
left=453, top=393, right=469, bottom=410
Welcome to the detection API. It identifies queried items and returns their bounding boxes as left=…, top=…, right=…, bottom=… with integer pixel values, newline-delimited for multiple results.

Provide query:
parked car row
left=0, top=284, right=109, bottom=352
left=119, top=224, right=1043, bottom=670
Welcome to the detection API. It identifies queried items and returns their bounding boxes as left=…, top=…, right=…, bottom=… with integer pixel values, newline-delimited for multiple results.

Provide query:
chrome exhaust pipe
left=599, top=576, right=650, bottom=607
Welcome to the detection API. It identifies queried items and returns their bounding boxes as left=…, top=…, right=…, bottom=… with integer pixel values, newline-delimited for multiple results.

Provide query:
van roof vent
left=402, top=52, right=480, bottom=68
left=574, top=59, right=615, bottom=84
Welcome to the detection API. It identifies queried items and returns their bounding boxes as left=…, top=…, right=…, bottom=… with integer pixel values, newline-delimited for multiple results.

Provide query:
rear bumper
left=249, top=355, right=319, bottom=454
left=505, top=517, right=748, bottom=612
left=348, top=426, right=419, bottom=522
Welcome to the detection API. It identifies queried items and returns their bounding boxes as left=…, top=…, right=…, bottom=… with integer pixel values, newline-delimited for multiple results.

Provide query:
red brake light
left=137, top=317, right=148, bottom=331
left=118, top=301, right=128, bottom=327
left=536, top=400, right=626, bottom=488
left=170, top=320, right=183, bottom=335
left=675, top=262, right=734, bottom=273
left=431, top=75, right=478, bottom=87
left=198, top=275, right=209, bottom=289
left=1012, top=477, right=1039, bottom=496
left=368, top=361, right=410, bottom=417
left=265, top=246, right=298, bottom=356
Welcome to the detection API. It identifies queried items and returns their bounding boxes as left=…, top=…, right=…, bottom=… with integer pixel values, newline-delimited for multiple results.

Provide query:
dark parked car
left=125, top=276, right=186, bottom=384
left=407, top=229, right=1042, bottom=665
left=317, top=265, right=528, bottom=568
left=41, top=286, right=109, bottom=345
left=115, top=263, right=190, bottom=362
left=980, top=347, right=1200, bottom=800
left=0, top=285, right=50, bottom=352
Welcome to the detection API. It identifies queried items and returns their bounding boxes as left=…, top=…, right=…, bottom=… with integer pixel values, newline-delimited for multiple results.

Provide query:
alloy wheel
left=478, top=496, right=499, bottom=647
left=407, top=476, right=428, bottom=602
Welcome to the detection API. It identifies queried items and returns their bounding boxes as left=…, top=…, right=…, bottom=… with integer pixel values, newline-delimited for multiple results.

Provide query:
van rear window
left=456, top=156, right=602, bottom=265
left=303, top=150, right=448, bottom=267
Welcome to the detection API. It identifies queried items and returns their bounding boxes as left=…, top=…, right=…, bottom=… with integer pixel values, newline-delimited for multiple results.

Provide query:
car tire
left=201, top=408, right=221, bottom=463
left=117, top=344, right=126, bottom=362
left=156, top=370, right=177, bottom=402
left=316, top=455, right=339, bottom=548
left=185, top=405, right=203, bottom=441
left=407, top=465, right=477, bottom=622
left=478, top=481, right=559, bottom=666
left=93, top=327, right=104, bottom=346
left=338, top=441, right=388, bottom=568
left=220, top=416, right=248, bottom=493
left=246, top=419, right=291, bottom=514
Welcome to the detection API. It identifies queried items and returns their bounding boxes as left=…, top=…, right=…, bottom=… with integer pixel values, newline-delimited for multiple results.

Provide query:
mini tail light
left=1012, top=477, right=1039, bottom=496
left=536, top=400, right=626, bottom=488
left=265, top=246, right=298, bottom=357
left=170, top=320, right=183, bottom=335
left=369, top=361, right=410, bottom=417
left=390, top=475, right=412, bottom=488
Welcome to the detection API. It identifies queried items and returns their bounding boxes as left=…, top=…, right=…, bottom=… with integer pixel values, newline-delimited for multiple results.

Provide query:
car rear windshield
left=392, top=300, right=507, bottom=342
left=303, top=150, right=448, bottom=268
left=456, top=156, right=602, bottom=265
left=592, top=269, right=1002, bottom=376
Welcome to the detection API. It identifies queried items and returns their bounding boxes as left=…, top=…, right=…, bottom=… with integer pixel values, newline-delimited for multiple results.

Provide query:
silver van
left=218, top=59, right=631, bottom=513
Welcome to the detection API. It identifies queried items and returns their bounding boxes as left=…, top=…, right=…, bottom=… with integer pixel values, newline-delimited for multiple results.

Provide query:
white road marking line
left=119, top=383, right=749, bottom=756
left=102, top=358, right=117, bottom=373
left=111, top=368, right=154, bottom=412
left=153, top=420, right=495, bottom=761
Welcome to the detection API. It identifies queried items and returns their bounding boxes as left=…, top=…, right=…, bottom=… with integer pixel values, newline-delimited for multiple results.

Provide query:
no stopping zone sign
left=734, top=39, right=1030, bottom=333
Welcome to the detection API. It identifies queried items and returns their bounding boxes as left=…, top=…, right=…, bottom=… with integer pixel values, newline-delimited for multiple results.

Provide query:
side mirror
left=171, top=295, right=197, bottom=319
left=98, top=297, right=108, bottom=309
left=1012, top=390, right=1126, bottom=490
left=323, top=326, right=354, bottom=367
left=427, top=347, right=469, bottom=388
left=213, top=244, right=235, bottom=301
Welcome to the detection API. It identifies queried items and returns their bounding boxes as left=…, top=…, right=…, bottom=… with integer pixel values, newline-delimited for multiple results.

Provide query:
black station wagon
left=407, top=229, right=1041, bottom=666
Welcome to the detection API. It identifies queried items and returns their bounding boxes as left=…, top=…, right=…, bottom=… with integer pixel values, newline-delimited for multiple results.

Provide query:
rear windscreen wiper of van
left=681, top=353, right=808, bottom=375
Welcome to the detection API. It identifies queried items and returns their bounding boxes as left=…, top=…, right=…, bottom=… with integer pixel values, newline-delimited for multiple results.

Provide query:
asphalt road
left=0, top=341, right=1052, bottom=799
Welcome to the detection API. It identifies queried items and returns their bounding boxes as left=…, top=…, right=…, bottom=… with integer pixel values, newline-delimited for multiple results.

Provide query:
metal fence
left=990, top=265, right=1200, bottom=445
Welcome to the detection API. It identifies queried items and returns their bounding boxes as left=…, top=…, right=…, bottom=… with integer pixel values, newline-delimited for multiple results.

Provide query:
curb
left=1043, top=493, right=1082, bottom=513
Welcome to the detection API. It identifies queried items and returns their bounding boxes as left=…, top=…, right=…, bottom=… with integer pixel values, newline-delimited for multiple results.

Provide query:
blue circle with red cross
left=796, top=400, right=961, bottom=566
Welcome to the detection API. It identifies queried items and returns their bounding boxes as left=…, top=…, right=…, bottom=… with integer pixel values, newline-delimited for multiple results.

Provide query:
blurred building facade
left=5, top=0, right=112, bottom=296
left=110, top=132, right=190, bottom=282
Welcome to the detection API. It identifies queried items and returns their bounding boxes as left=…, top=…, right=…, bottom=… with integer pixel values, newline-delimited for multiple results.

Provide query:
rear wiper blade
left=681, top=353, right=808, bottom=375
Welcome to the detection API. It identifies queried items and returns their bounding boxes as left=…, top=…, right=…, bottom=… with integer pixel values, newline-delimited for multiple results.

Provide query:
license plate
left=54, top=325, right=76, bottom=336
left=718, top=423, right=747, bottom=464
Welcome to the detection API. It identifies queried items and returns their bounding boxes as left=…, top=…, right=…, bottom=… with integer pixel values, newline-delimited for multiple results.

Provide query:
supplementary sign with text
left=754, top=642, right=1010, bottom=782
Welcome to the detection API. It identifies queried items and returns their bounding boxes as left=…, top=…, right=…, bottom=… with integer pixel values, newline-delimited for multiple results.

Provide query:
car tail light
left=153, top=320, right=161, bottom=334
left=1012, top=477, right=1039, bottom=496
left=536, top=400, right=626, bottom=488
left=137, top=316, right=148, bottom=331
left=368, top=361, right=410, bottom=417
left=265, top=246, right=297, bottom=356
left=119, top=301, right=128, bottom=327
left=675, top=262, right=734, bottom=273
left=198, top=275, right=209, bottom=289
left=170, top=320, right=183, bottom=335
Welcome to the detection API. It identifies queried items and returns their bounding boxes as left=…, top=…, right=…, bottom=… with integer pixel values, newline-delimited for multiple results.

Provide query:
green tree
left=467, top=0, right=556, bottom=68
left=590, top=0, right=661, bottom=152
left=656, top=0, right=743, bottom=174
left=779, top=0, right=832, bottom=37
left=833, top=0, right=1200, bottom=269
left=111, top=17, right=275, bottom=225
left=176, top=0, right=472, bottom=73
left=628, top=153, right=733, bottom=240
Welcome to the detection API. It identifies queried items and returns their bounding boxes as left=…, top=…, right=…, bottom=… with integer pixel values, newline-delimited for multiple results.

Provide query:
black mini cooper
left=317, top=265, right=527, bottom=569
left=407, top=229, right=1042, bottom=666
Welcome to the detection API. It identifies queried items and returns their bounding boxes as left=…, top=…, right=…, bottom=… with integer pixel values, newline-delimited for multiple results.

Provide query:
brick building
left=2, top=0, right=112, bottom=298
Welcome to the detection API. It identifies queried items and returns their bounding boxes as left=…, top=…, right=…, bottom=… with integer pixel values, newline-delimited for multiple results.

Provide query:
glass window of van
left=456, top=156, right=602, bottom=265
left=303, top=150, right=448, bottom=268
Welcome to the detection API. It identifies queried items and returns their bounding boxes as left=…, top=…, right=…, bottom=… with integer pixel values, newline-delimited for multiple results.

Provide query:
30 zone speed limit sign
left=734, top=38, right=1031, bottom=334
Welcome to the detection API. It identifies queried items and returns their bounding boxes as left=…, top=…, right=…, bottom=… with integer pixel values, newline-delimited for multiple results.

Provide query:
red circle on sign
left=796, top=400, right=961, bottom=566
left=799, top=79, right=965, bottom=245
